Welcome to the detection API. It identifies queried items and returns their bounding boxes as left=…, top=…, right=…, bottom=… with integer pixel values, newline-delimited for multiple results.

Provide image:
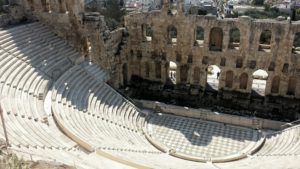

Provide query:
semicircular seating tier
left=1, top=21, right=300, bottom=169
left=0, top=22, right=124, bottom=169
left=256, top=125, right=300, bottom=156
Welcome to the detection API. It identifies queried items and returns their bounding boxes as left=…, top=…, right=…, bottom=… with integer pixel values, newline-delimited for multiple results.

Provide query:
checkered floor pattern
left=147, top=114, right=259, bottom=158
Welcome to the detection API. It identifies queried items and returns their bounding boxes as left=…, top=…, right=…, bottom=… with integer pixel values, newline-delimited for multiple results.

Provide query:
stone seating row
left=257, top=125, right=300, bottom=156
left=51, top=64, right=159, bottom=153
left=0, top=23, right=111, bottom=168
left=0, top=46, right=77, bottom=150
left=0, top=22, right=76, bottom=79
left=0, top=51, right=51, bottom=119
left=10, top=144, right=123, bottom=169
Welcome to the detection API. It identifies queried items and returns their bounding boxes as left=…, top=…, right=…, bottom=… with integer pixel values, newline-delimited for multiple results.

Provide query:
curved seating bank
left=0, top=22, right=299, bottom=169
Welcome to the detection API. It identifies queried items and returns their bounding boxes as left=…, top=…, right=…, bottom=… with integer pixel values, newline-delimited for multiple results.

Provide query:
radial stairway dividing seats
left=0, top=22, right=125, bottom=169
left=51, top=62, right=268, bottom=168
left=256, top=125, right=300, bottom=156
left=1, top=21, right=300, bottom=169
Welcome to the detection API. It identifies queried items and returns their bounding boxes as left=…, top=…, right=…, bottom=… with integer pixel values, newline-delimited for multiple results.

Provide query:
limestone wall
left=12, top=0, right=123, bottom=72
left=136, top=99, right=285, bottom=130
left=0, top=14, right=11, bottom=26
left=122, top=2, right=300, bottom=99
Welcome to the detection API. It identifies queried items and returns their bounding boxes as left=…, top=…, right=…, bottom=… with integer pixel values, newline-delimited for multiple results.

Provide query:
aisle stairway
left=0, top=22, right=299, bottom=169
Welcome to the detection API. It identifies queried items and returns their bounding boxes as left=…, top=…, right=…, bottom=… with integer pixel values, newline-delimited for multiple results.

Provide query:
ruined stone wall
left=122, top=2, right=300, bottom=99
left=0, top=14, right=11, bottom=26
left=118, top=0, right=300, bottom=118
left=11, top=0, right=123, bottom=71
left=20, top=0, right=86, bottom=56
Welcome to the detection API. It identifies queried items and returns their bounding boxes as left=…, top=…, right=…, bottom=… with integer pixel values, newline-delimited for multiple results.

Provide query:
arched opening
left=259, top=30, right=272, bottom=52
left=155, top=61, right=162, bottom=79
left=282, top=63, right=289, bottom=73
left=168, top=61, right=177, bottom=84
left=142, top=24, right=153, bottom=42
left=58, top=0, right=67, bottom=13
left=195, top=26, right=204, bottom=47
left=287, top=77, right=297, bottom=95
left=271, top=76, right=280, bottom=94
left=206, top=65, right=221, bottom=90
left=168, top=25, right=177, bottom=45
left=145, top=62, right=150, bottom=78
left=40, top=0, right=50, bottom=12
left=209, top=27, right=223, bottom=51
left=239, top=73, right=248, bottom=90
left=193, top=67, right=200, bottom=84
left=180, top=65, right=189, bottom=83
left=225, top=70, right=234, bottom=88
left=229, top=28, right=240, bottom=50
left=251, top=69, right=268, bottom=96
left=122, top=63, right=128, bottom=86
left=65, top=0, right=71, bottom=13
left=168, top=0, right=178, bottom=15
left=292, top=32, right=300, bottom=54
left=27, top=0, right=35, bottom=11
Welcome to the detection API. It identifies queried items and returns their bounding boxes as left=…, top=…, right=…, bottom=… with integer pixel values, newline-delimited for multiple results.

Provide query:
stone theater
left=0, top=0, right=299, bottom=169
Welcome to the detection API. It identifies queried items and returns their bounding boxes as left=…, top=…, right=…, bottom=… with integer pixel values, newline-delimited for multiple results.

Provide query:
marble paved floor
left=147, top=114, right=259, bottom=158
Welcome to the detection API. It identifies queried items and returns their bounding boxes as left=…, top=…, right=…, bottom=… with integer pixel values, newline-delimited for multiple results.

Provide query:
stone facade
left=0, top=14, right=11, bottom=26
left=12, top=0, right=123, bottom=72
left=4, top=0, right=300, bottom=119
left=119, top=0, right=300, bottom=119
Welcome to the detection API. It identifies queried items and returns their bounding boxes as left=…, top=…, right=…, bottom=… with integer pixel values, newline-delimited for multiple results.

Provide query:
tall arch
left=195, top=26, right=204, bottom=46
left=259, top=30, right=272, bottom=52
left=193, top=67, right=200, bottom=83
left=168, top=61, right=177, bottom=84
left=58, top=0, right=67, bottom=13
left=229, top=28, right=240, bottom=50
left=206, top=65, right=221, bottom=90
left=145, top=62, right=150, bottom=78
left=27, top=0, right=35, bottom=11
left=225, top=70, right=234, bottom=88
left=167, top=25, right=177, bottom=44
left=287, top=77, right=297, bottom=95
left=209, top=27, right=223, bottom=51
left=271, top=76, right=280, bottom=93
left=155, top=61, right=162, bottom=79
left=180, top=65, right=189, bottom=83
left=142, top=24, right=153, bottom=42
left=239, top=73, right=248, bottom=90
left=251, top=69, right=268, bottom=96
left=40, top=0, right=50, bottom=12
left=292, top=32, right=300, bottom=54
left=122, top=63, right=128, bottom=86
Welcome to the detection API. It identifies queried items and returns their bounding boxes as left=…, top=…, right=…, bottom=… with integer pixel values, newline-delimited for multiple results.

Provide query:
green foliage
left=168, top=27, right=177, bottom=38
left=105, top=18, right=119, bottom=31
left=196, top=27, right=204, bottom=40
left=102, top=0, right=125, bottom=30
left=0, top=0, right=3, bottom=14
left=260, top=30, right=271, bottom=44
left=294, top=33, right=300, bottom=47
left=207, top=66, right=214, bottom=75
left=145, top=26, right=153, bottom=37
left=244, top=9, right=289, bottom=19
left=264, top=3, right=270, bottom=11
left=1, top=154, right=28, bottom=169
left=230, top=28, right=240, bottom=43
left=252, top=0, right=264, bottom=6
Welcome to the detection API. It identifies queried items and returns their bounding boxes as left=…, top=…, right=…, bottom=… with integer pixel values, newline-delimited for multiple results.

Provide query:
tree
left=102, top=0, right=125, bottom=30
left=252, top=0, right=264, bottom=6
